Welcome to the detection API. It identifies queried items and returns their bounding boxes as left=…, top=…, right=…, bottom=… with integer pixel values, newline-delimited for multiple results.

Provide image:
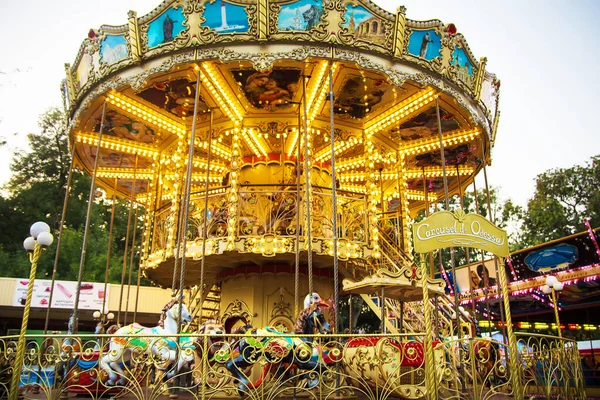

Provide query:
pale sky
left=1, top=0, right=599, bottom=207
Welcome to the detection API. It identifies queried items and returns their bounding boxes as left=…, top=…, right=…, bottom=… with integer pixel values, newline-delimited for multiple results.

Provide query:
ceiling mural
left=138, top=79, right=209, bottom=118
left=80, top=145, right=153, bottom=169
left=233, top=69, right=301, bottom=110
left=334, top=75, right=390, bottom=119
left=393, top=107, right=460, bottom=141
left=94, top=109, right=157, bottom=143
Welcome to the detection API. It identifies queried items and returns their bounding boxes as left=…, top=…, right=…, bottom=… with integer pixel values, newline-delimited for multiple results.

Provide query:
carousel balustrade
left=0, top=330, right=588, bottom=399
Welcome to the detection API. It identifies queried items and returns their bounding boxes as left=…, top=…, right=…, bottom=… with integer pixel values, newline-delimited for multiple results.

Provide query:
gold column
left=64, top=63, right=76, bottom=108
left=397, top=153, right=411, bottom=254
left=127, top=10, right=142, bottom=63
left=473, top=57, right=487, bottom=101
left=141, top=162, right=159, bottom=260
left=365, top=134, right=380, bottom=259
left=497, top=256, right=523, bottom=400
left=393, top=6, right=407, bottom=58
left=256, top=0, right=269, bottom=41
left=551, top=288, right=562, bottom=338
left=226, top=130, right=240, bottom=251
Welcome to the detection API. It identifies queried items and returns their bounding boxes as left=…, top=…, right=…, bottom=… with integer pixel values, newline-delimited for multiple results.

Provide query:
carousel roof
left=63, top=0, right=500, bottom=216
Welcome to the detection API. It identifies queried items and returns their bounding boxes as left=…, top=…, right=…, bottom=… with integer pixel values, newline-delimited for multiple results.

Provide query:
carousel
left=0, top=0, right=587, bottom=399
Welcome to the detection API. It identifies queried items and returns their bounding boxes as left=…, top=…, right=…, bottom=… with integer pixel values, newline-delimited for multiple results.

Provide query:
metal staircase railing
left=185, top=283, right=222, bottom=331
left=357, top=228, right=474, bottom=338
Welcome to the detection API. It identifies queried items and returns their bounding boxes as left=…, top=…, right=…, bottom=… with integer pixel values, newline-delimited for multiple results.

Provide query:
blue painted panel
left=278, top=0, right=324, bottom=31
left=203, top=1, right=249, bottom=33
left=407, top=29, right=441, bottom=60
left=148, top=7, right=185, bottom=48
left=452, top=48, right=473, bottom=75
left=100, top=35, right=128, bottom=64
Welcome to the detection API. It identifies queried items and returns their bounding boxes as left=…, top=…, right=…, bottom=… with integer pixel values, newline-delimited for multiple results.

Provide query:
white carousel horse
left=99, top=300, right=192, bottom=386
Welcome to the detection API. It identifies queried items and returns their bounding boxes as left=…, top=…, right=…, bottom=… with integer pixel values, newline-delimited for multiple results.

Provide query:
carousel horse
left=99, top=299, right=192, bottom=386
left=187, top=318, right=229, bottom=385
left=225, top=293, right=332, bottom=394
left=151, top=318, right=226, bottom=383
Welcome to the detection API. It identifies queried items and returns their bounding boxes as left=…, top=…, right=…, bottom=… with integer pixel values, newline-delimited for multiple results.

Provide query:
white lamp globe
left=542, top=285, right=553, bottom=295
left=545, top=276, right=558, bottom=288
left=554, top=282, right=564, bottom=291
left=107, top=312, right=115, bottom=320
left=23, top=237, right=36, bottom=252
left=37, top=232, right=54, bottom=247
left=93, top=310, right=101, bottom=319
left=30, top=222, right=51, bottom=239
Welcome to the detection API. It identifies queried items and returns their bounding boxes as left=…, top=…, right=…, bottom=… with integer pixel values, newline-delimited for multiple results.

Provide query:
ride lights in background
left=542, top=275, right=564, bottom=338
left=9, top=222, right=54, bottom=400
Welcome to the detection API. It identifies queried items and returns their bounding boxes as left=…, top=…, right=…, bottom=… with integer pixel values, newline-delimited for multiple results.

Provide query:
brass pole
left=328, top=49, right=339, bottom=334
left=117, top=152, right=138, bottom=325
left=435, top=98, right=460, bottom=340
left=421, top=167, right=434, bottom=278
left=72, top=100, right=107, bottom=334
left=44, top=141, right=76, bottom=334
left=101, top=178, right=118, bottom=324
left=302, top=73, right=313, bottom=296
left=295, top=108, right=301, bottom=316
left=124, top=199, right=139, bottom=325
left=497, top=257, right=523, bottom=399
left=195, top=105, right=212, bottom=329
left=134, top=183, right=152, bottom=323
left=180, top=70, right=204, bottom=331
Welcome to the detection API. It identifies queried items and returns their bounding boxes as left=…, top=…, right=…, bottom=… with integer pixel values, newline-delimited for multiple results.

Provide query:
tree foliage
left=521, top=156, right=600, bottom=244
left=0, top=108, right=141, bottom=284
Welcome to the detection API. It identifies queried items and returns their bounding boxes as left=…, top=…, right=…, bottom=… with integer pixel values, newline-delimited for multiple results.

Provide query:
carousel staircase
left=185, top=283, right=222, bottom=332
left=358, top=231, right=474, bottom=337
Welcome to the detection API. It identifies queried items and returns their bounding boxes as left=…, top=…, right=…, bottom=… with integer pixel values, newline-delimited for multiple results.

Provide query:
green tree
left=0, top=107, right=140, bottom=284
left=521, top=156, right=600, bottom=245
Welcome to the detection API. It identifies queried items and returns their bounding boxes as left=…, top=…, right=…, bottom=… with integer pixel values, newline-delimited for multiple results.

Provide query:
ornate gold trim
left=127, top=11, right=143, bottom=63
left=473, top=56, right=487, bottom=102
left=393, top=6, right=407, bottom=58
left=64, top=63, right=77, bottom=108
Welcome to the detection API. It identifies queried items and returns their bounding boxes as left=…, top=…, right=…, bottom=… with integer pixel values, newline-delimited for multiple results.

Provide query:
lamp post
left=9, top=222, right=54, bottom=400
left=542, top=275, right=564, bottom=338
left=93, top=307, right=115, bottom=334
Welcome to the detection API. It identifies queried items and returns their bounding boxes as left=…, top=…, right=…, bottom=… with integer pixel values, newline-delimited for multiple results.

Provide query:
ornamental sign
left=412, top=209, right=509, bottom=257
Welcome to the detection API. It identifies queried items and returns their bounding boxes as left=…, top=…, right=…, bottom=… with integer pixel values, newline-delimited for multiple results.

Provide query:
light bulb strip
left=195, top=137, right=232, bottom=160
left=164, top=173, right=222, bottom=183
left=365, top=87, right=437, bottom=134
left=107, top=91, right=185, bottom=137
left=285, top=128, right=300, bottom=157
left=192, top=157, right=227, bottom=173
left=306, top=61, right=330, bottom=120
left=400, top=128, right=481, bottom=156
left=339, top=172, right=368, bottom=183
left=76, top=132, right=159, bottom=159
left=241, top=128, right=269, bottom=158
left=338, top=184, right=367, bottom=194
left=200, top=64, right=243, bottom=122
left=95, top=168, right=154, bottom=180
left=314, top=136, right=360, bottom=162
left=336, top=155, right=366, bottom=172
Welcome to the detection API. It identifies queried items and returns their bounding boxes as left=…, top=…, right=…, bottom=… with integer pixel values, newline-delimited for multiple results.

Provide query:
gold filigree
left=221, top=299, right=254, bottom=325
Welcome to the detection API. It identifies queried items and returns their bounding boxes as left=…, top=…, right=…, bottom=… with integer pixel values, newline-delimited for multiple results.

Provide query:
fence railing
left=0, top=332, right=585, bottom=400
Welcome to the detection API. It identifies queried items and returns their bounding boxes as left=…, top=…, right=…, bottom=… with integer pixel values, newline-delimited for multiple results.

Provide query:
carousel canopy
left=63, top=0, right=499, bottom=216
